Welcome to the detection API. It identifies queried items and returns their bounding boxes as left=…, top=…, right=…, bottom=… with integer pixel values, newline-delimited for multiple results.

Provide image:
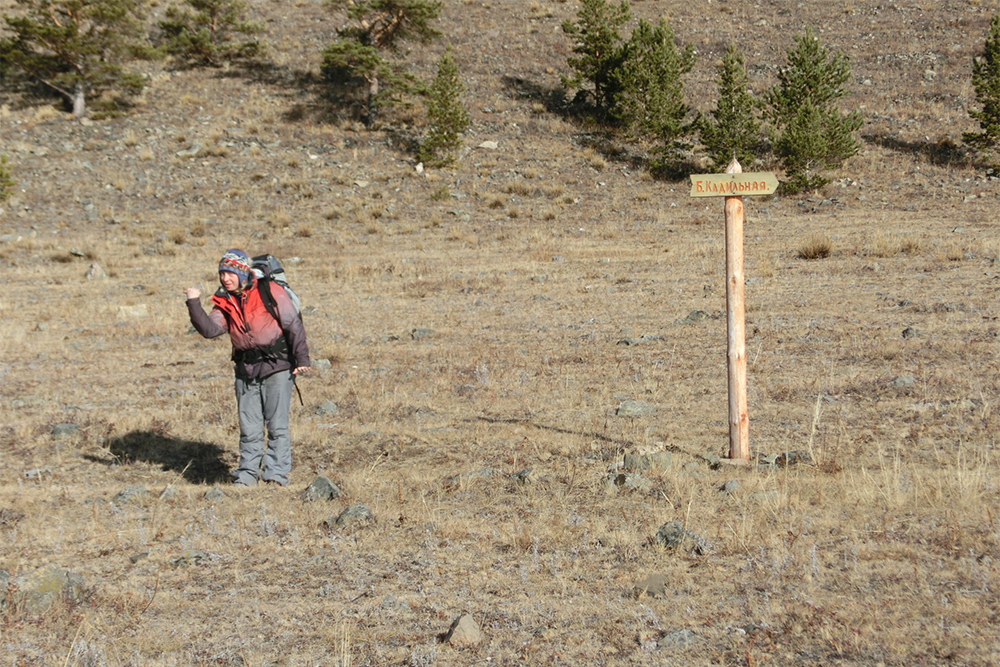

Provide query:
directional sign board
left=689, top=172, right=779, bottom=197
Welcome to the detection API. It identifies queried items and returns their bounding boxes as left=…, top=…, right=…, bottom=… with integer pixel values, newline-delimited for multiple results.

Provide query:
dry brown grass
left=1, top=0, right=1000, bottom=664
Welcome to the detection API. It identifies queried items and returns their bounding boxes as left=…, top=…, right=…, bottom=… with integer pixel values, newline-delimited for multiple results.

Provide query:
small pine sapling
left=965, top=14, right=1000, bottom=158
left=611, top=18, right=696, bottom=173
left=0, top=155, right=16, bottom=201
left=158, top=0, right=263, bottom=68
left=765, top=27, right=861, bottom=193
left=699, top=44, right=761, bottom=172
left=561, top=0, right=630, bottom=116
left=419, top=47, right=470, bottom=167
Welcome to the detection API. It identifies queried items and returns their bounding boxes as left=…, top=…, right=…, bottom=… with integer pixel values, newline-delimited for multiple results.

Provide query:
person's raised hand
left=184, top=287, right=201, bottom=300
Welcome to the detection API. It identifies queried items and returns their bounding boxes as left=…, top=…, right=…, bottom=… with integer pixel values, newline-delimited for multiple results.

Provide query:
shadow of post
left=88, top=431, right=231, bottom=485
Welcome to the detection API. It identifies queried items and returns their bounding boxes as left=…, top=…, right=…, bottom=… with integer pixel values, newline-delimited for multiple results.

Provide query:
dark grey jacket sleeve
left=187, top=298, right=227, bottom=339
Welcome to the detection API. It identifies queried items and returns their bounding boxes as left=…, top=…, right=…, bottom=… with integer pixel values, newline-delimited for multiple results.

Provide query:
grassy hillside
left=1, top=0, right=999, bottom=665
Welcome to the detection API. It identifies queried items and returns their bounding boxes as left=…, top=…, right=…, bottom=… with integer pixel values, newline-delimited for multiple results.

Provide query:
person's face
left=220, top=271, right=241, bottom=292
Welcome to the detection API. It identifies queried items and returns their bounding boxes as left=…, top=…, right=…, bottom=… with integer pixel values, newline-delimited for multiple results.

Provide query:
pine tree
left=0, top=155, right=16, bottom=201
left=611, top=18, right=695, bottom=171
left=765, top=27, right=862, bottom=192
left=700, top=44, right=761, bottom=171
left=419, top=47, right=470, bottom=167
left=158, top=0, right=262, bottom=68
left=0, top=0, right=152, bottom=117
left=561, top=0, right=630, bottom=115
left=964, top=14, right=1000, bottom=152
left=322, top=0, right=441, bottom=127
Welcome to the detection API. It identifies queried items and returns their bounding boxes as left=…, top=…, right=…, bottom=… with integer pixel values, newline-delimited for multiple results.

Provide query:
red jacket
left=187, top=277, right=310, bottom=379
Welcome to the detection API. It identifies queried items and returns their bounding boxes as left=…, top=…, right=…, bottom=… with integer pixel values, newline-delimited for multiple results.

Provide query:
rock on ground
left=443, top=614, right=483, bottom=646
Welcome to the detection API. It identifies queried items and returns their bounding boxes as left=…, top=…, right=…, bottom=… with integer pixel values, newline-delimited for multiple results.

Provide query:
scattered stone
left=130, top=552, right=149, bottom=564
left=606, top=472, right=650, bottom=492
left=314, top=400, right=339, bottom=416
left=633, top=573, right=670, bottom=598
left=477, top=141, right=499, bottom=150
left=411, top=328, right=434, bottom=341
left=158, top=485, right=178, bottom=500
left=674, top=309, right=710, bottom=325
left=0, top=234, right=22, bottom=243
left=416, top=162, right=424, bottom=174
left=511, top=468, right=538, bottom=485
left=23, top=468, right=52, bottom=479
left=923, top=69, right=937, bottom=81
left=112, top=485, right=149, bottom=505
left=11, top=564, right=86, bottom=614
left=718, top=457, right=750, bottom=468
left=616, top=400, right=656, bottom=417
left=0, top=508, right=25, bottom=527
left=51, top=423, right=79, bottom=438
left=325, top=503, right=375, bottom=530
left=719, top=480, right=740, bottom=495
left=445, top=467, right=495, bottom=488
left=85, top=263, right=107, bottom=280
left=443, top=614, right=483, bottom=646
left=775, top=450, right=812, bottom=467
left=748, top=490, right=780, bottom=503
left=70, top=247, right=86, bottom=257
left=654, top=521, right=708, bottom=555
left=172, top=550, right=210, bottom=566
left=454, top=384, right=477, bottom=397
left=902, top=327, right=917, bottom=338
left=204, top=487, right=225, bottom=501
left=616, top=334, right=662, bottom=346
left=353, top=180, right=369, bottom=188
left=302, top=476, right=340, bottom=502
left=658, top=628, right=701, bottom=649
left=117, top=304, right=149, bottom=319
left=891, top=375, right=916, bottom=389
left=176, top=142, right=203, bottom=158
left=312, top=358, right=332, bottom=371
left=623, top=452, right=671, bottom=471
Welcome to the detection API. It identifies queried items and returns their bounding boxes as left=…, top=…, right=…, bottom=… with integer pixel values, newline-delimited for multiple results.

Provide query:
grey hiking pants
left=233, top=370, right=295, bottom=486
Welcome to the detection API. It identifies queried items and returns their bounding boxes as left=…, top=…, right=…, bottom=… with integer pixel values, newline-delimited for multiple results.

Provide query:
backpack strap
left=255, top=277, right=297, bottom=370
left=257, top=276, right=281, bottom=324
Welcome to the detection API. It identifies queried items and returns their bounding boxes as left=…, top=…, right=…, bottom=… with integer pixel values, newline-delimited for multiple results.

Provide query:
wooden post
left=688, top=165, right=775, bottom=463
left=724, top=158, right=749, bottom=461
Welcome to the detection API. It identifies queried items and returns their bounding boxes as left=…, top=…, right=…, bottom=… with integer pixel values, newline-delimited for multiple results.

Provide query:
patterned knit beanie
left=219, top=249, right=251, bottom=284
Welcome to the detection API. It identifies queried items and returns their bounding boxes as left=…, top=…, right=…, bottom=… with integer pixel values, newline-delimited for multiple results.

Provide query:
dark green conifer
left=419, top=47, right=470, bottom=167
left=965, top=14, right=1000, bottom=153
left=561, top=0, right=630, bottom=115
left=766, top=27, right=861, bottom=192
left=0, top=155, right=16, bottom=201
left=611, top=18, right=695, bottom=171
left=158, top=0, right=262, bottom=68
left=322, top=0, right=441, bottom=126
left=700, top=44, right=761, bottom=171
left=0, top=0, right=152, bottom=117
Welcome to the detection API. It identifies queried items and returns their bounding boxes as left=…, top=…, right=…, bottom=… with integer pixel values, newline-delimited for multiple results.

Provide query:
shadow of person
left=86, top=431, right=231, bottom=485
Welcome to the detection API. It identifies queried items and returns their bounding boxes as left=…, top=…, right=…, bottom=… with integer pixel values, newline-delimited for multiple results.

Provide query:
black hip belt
left=232, top=337, right=290, bottom=365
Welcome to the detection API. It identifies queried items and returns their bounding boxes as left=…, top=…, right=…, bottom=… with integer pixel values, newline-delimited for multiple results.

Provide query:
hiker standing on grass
left=184, top=249, right=310, bottom=487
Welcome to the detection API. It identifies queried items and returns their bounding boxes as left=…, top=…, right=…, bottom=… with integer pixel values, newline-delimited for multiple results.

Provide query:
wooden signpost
left=688, top=160, right=778, bottom=462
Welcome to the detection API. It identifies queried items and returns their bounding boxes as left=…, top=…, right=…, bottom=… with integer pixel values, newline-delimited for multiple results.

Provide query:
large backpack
left=251, top=254, right=302, bottom=324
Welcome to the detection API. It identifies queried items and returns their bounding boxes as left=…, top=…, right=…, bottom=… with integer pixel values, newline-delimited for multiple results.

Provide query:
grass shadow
left=473, top=414, right=638, bottom=456
left=863, top=132, right=971, bottom=167
left=87, top=431, right=231, bottom=485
